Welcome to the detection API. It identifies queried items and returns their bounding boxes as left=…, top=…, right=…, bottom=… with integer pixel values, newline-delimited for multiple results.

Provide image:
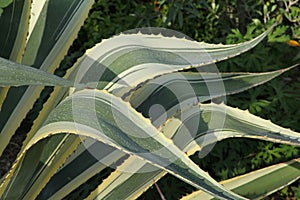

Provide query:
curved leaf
left=0, top=90, right=248, bottom=200
left=181, top=158, right=300, bottom=200
left=85, top=101, right=300, bottom=200
left=0, top=0, right=93, bottom=158
left=128, top=64, right=298, bottom=121
left=172, top=103, right=300, bottom=155
left=37, top=139, right=126, bottom=200
left=73, top=25, right=275, bottom=97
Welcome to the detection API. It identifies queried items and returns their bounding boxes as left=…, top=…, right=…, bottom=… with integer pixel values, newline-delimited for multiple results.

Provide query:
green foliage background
left=59, top=0, right=300, bottom=199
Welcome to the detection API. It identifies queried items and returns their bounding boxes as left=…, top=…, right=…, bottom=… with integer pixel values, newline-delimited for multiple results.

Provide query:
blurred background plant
left=0, top=0, right=12, bottom=16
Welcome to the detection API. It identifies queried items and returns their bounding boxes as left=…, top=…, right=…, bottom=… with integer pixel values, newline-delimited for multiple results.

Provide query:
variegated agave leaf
left=0, top=90, right=248, bottom=200
left=72, top=24, right=276, bottom=97
left=128, top=64, right=298, bottom=122
left=37, top=64, right=300, bottom=200
left=0, top=13, right=294, bottom=200
left=180, top=158, right=300, bottom=200
left=0, top=58, right=73, bottom=87
left=84, top=97, right=300, bottom=200
left=0, top=0, right=94, bottom=157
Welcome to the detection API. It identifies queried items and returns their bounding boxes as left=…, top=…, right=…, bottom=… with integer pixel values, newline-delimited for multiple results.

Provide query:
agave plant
left=0, top=1, right=299, bottom=200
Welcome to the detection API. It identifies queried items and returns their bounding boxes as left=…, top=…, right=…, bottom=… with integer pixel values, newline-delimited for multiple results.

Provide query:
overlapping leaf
left=26, top=25, right=275, bottom=199
left=128, top=64, right=298, bottom=120
left=84, top=100, right=300, bottom=200
left=0, top=90, right=248, bottom=200
left=0, top=1, right=94, bottom=199
left=38, top=61, right=297, bottom=199
left=0, top=12, right=292, bottom=200
left=167, top=103, right=300, bottom=155
left=73, top=24, right=275, bottom=97
left=0, top=0, right=94, bottom=157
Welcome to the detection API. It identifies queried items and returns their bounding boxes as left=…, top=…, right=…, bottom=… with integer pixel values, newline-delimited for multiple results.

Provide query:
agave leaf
left=0, top=7, right=272, bottom=200
left=27, top=61, right=298, bottom=199
left=128, top=64, right=298, bottom=121
left=0, top=57, right=73, bottom=87
left=180, top=158, right=300, bottom=200
left=36, top=139, right=126, bottom=200
left=0, top=87, right=8, bottom=111
left=86, top=156, right=165, bottom=200
left=174, top=103, right=300, bottom=156
left=86, top=155, right=167, bottom=200
left=85, top=100, right=300, bottom=200
left=42, top=30, right=282, bottom=198
left=0, top=0, right=31, bottom=117
left=0, top=18, right=278, bottom=198
left=0, top=0, right=30, bottom=61
left=80, top=64, right=299, bottom=200
left=0, top=0, right=94, bottom=158
left=56, top=28, right=277, bottom=198
left=0, top=90, right=248, bottom=200
left=6, top=62, right=290, bottom=198
left=47, top=28, right=277, bottom=199
left=73, top=24, right=275, bottom=97
left=21, top=135, right=82, bottom=200
left=0, top=58, right=74, bottom=197
left=0, top=1, right=94, bottom=198
left=0, top=21, right=273, bottom=159
left=0, top=134, right=82, bottom=200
